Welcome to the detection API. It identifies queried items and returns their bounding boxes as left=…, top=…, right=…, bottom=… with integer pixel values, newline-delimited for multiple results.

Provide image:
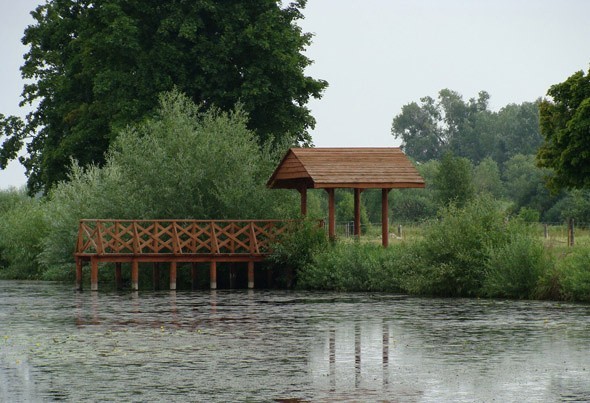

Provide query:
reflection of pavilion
left=309, top=321, right=391, bottom=392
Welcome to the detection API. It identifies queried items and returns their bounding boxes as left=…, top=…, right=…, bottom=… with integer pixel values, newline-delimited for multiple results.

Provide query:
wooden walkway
left=75, top=219, right=291, bottom=291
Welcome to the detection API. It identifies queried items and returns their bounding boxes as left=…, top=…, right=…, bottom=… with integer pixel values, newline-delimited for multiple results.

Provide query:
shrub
left=483, top=232, right=552, bottom=299
left=0, top=196, right=49, bottom=279
left=268, top=219, right=328, bottom=285
left=403, top=195, right=510, bottom=297
left=297, top=242, right=404, bottom=292
left=557, top=246, right=590, bottom=302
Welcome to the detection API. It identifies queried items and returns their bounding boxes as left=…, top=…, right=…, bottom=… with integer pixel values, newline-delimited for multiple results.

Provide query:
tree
left=433, top=152, right=474, bottom=208
left=493, top=101, right=542, bottom=166
left=503, top=154, right=559, bottom=217
left=473, top=157, right=504, bottom=198
left=391, top=96, right=444, bottom=161
left=0, top=0, right=327, bottom=193
left=391, top=89, right=493, bottom=163
left=537, top=67, right=590, bottom=190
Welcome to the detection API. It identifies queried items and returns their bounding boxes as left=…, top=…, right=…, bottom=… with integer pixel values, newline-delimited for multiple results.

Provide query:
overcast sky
left=1, top=0, right=589, bottom=189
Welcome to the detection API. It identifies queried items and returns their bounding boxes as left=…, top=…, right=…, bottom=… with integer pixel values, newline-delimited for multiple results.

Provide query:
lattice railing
left=75, top=219, right=292, bottom=256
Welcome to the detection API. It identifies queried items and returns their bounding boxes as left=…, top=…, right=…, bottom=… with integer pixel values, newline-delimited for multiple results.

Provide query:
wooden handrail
left=75, top=219, right=295, bottom=256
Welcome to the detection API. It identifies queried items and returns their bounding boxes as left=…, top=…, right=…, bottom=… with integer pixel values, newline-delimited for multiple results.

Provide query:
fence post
left=397, top=224, right=402, bottom=238
left=568, top=218, right=575, bottom=247
left=543, top=223, right=548, bottom=239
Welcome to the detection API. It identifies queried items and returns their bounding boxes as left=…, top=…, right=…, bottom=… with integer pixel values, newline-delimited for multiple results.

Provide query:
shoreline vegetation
left=271, top=197, right=590, bottom=302
left=1, top=91, right=590, bottom=302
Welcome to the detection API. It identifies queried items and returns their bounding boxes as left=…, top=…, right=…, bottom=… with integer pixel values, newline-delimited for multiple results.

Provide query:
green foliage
left=503, top=154, right=559, bottom=218
left=297, top=242, right=404, bottom=292
left=473, top=157, right=504, bottom=198
left=537, top=67, right=590, bottom=191
left=493, top=101, right=542, bottom=166
left=483, top=232, right=552, bottom=299
left=0, top=192, right=49, bottom=279
left=1, top=0, right=327, bottom=193
left=335, top=191, right=369, bottom=227
left=391, top=89, right=541, bottom=167
left=39, top=90, right=298, bottom=279
left=517, top=207, right=541, bottom=223
left=401, top=196, right=510, bottom=297
left=557, top=246, right=590, bottom=302
left=268, top=219, right=328, bottom=278
left=434, top=152, right=474, bottom=208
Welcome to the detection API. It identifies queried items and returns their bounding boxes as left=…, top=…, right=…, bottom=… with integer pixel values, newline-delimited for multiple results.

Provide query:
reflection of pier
left=313, top=321, right=391, bottom=392
left=75, top=219, right=291, bottom=291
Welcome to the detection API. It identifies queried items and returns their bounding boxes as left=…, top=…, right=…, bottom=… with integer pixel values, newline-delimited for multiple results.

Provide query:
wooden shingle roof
left=267, top=147, right=425, bottom=189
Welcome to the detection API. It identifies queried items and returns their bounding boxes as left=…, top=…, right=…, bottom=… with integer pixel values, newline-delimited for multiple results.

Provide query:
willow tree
left=0, top=0, right=327, bottom=193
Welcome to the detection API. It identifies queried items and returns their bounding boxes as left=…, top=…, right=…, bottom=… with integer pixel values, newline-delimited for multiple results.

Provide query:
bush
left=0, top=195, right=49, bottom=279
left=557, top=246, right=590, bottom=302
left=483, top=232, right=552, bottom=299
left=402, top=195, right=510, bottom=297
left=297, top=242, right=404, bottom=292
left=268, top=219, right=328, bottom=286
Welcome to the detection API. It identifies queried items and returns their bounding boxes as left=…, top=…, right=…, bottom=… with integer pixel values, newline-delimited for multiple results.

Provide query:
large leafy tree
left=391, top=89, right=542, bottom=167
left=537, top=67, right=590, bottom=190
left=0, top=0, right=327, bottom=193
left=391, top=89, right=492, bottom=163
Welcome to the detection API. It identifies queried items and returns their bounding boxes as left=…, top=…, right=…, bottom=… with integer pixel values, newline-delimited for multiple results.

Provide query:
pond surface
left=1, top=281, right=590, bottom=402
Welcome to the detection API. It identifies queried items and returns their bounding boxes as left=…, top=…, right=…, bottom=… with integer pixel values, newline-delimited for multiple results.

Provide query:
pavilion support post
left=131, top=259, right=139, bottom=291
left=299, top=187, right=308, bottom=216
left=210, top=261, right=217, bottom=290
left=191, top=263, right=198, bottom=290
left=115, top=262, right=123, bottom=290
left=382, top=189, right=391, bottom=247
left=248, top=261, right=255, bottom=289
left=169, top=262, right=177, bottom=291
left=75, top=259, right=83, bottom=291
left=326, top=188, right=336, bottom=240
left=90, top=257, right=98, bottom=291
left=354, top=188, right=362, bottom=238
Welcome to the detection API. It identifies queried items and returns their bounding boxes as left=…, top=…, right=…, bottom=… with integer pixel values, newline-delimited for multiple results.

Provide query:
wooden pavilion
left=267, top=147, right=425, bottom=246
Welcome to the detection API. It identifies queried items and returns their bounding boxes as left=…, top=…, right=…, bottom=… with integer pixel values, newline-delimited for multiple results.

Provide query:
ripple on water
left=1, top=281, right=590, bottom=402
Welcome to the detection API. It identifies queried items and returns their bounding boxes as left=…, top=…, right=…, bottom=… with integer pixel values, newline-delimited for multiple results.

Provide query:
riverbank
left=274, top=197, right=590, bottom=302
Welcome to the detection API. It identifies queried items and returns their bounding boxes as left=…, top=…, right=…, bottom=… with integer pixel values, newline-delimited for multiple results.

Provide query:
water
left=1, top=281, right=590, bottom=402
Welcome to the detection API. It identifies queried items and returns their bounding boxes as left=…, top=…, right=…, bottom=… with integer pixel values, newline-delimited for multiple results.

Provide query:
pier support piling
left=170, top=262, right=177, bottom=290
left=210, top=261, right=217, bottom=290
left=131, top=259, right=139, bottom=291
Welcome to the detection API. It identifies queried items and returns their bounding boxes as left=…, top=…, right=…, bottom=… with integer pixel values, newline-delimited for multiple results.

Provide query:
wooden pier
left=74, top=219, right=291, bottom=291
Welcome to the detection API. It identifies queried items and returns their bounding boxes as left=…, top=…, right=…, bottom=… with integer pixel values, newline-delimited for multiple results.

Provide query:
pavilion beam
left=298, top=187, right=308, bottom=216
left=326, top=188, right=336, bottom=240
left=354, top=188, right=362, bottom=237
left=382, top=189, right=391, bottom=247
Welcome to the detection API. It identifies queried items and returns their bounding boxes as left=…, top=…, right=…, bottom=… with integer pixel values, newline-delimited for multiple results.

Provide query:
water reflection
left=1, top=281, right=590, bottom=402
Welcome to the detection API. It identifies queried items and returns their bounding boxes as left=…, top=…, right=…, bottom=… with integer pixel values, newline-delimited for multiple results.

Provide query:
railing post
left=96, top=221, right=105, bottom=255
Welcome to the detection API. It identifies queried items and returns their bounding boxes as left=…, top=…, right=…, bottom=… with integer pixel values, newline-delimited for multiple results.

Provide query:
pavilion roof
left=267, top=147, right=425, bottom=189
